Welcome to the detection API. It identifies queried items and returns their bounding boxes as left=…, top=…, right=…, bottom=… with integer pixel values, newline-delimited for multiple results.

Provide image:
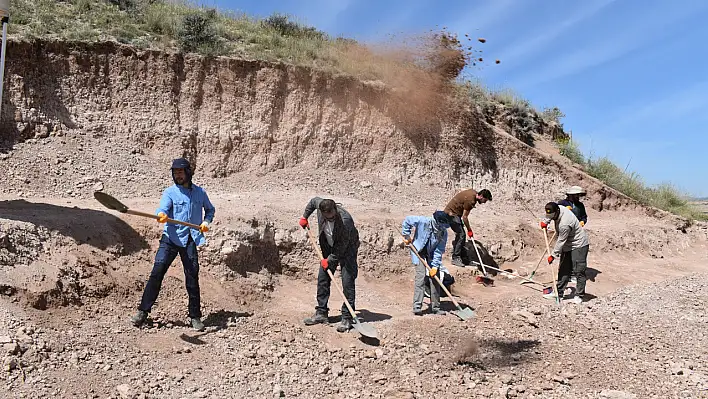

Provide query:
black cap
left=545, top=202, right=559, bottom=216
left=433, top=210, right=451, bottom=225
left=171, top=158, right=191, bottom=170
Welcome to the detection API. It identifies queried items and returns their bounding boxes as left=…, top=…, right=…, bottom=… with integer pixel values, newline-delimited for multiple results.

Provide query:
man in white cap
left=558, top=186, right=588, bottom=227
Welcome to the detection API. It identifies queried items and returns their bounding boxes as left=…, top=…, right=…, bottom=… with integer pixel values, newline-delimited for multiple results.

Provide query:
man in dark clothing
left=299, top=197, right=360, bottom=333
left=131, top=158, right=215, bottom=331
left=443, top=188, right=492, bottom=266
left=558, top=185, right=588, bottom=227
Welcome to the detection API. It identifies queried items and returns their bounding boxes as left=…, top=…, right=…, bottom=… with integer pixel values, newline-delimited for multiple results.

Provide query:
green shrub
left=554, top=137, right=585, bottom=165
left=541, top=106, right=565, bottom=127
left=177, top=9, right=226, bottom=55
left=262, top=13, right=326, bottom=40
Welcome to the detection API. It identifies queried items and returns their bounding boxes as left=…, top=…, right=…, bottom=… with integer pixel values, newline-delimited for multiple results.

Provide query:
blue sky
left=203, top=0, right=708, bottom=197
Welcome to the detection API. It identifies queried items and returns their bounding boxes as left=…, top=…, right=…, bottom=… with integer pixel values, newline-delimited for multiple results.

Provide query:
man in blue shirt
left=131, top=158, right=215, bottom=331
left=401, top=211, right=451, bottom=316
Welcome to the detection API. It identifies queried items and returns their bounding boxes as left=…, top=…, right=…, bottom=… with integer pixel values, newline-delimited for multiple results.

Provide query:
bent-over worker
left=299, top=197, right=361, bottom=333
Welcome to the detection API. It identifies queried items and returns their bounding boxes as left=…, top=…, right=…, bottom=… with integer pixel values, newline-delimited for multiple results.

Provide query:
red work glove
left=320, top=258, right=329, bottom=270
left=467, top=230, right=474, bottom=239
left=299, top=217, right=309, bottom=229
left=547, top=255, right=554, bottom=264
left=540, top=221, right=548, bottom=230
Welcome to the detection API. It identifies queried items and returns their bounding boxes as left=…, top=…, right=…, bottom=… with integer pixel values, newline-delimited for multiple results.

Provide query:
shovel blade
left=93, top=191, right=128, bottom=213
left=352, top=320, right=377, bottom=339
left=453, top=307, right=475, bottom=321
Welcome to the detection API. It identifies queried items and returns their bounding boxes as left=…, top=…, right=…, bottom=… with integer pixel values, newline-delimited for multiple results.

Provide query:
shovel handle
left=303, top=226, right=360, bottom=324
left=398, top=230, right=464, bottom=311
left=543, top=228, right=560, bottom=303
left=126, top=210, right=203, bottom=230
left=530, top=231, right=557, bottom=274
left=468, top=236, right=490, bottom=277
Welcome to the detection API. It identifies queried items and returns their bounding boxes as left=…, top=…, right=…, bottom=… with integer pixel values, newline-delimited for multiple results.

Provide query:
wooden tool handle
left=402, top=235, right=463, bottom=310
left=304, top=227, right=360, bottom=322
left=543, top=229, right=559, bottom=302
left=126, top=210, right=203, bottom=230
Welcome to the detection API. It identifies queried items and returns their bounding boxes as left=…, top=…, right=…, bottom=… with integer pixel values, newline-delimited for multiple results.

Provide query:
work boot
left=303, top=310, right=328, bottom=326
left=131, top=310, right=148, bottom=327
left=451, top=257, right=465, bottom=267
left=336, top=318, right=353, bottom=333
left=431, top=309, right=447, bottom=316
left=413, top=308, right=423, bottom=316
left=191, top=317, right=205, bottom=331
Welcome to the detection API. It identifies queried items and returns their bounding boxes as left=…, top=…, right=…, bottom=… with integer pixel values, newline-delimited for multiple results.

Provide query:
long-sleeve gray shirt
left=544, top=206, right=589, bottom=257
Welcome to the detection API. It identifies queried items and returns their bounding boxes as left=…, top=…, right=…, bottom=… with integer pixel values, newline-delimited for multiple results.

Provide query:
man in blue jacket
left=131, top=158, right=215, bottom=331
left=401, top=211, right=451, bottom=316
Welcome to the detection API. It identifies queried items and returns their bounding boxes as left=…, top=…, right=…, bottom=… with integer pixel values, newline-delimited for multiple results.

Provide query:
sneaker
left=131, top=310, right=148, bottom=327
left=451, top=258, right=465, bottom=267
left=336, top=318, right=352, bottom=333
left=191, top=317, right=205, bottom=332
left=542, top=287, right=557, bottom=300
left=303, top=311, right=329, bottom=326
left=569, top=296, right=583, bottom=304
left=413, top=309, right=423, bottom=316
left=571, top=277, right=577, bottom=284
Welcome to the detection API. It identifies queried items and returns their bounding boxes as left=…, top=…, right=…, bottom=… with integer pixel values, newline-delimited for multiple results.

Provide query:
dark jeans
left=449, top=216, right=467, bottom=261
left=556, top=245, right=589, bottom=296
left=316, top=242, right=359, bottom=320
left=139, top=235, right=201, bottom=318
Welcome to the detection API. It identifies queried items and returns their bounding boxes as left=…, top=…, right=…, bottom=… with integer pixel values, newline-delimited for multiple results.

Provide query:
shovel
left=467, top=260, right=546, bottom=287
left=303, top=226, right=377, bottom=339
left=93, top=191, right=202, bottom=230
left=398, top=230, right=475, bottom=321
left=468, top=236, right=494, bottom=286
left=520, top=230, right=557, bottom=285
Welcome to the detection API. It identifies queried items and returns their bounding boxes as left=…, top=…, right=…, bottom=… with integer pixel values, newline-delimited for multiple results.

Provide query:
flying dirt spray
left=0, top=0, right=9, bottom=118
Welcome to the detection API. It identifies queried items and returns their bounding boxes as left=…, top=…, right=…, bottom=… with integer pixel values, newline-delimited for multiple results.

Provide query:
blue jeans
left=138, top=235, right=201, bottom=318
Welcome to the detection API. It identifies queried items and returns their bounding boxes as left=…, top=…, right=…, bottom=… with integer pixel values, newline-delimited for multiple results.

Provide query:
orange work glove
left=199, top=221, right=210, bottom=233
left=157, top=212, right=168, bottom=223
left=402, top=235, right=412, bottom=245
left=299, top=217, right=309, bottom=229
left=580, top=221, right=585, bottom=227
left=428, top=267, right=438, bottom=277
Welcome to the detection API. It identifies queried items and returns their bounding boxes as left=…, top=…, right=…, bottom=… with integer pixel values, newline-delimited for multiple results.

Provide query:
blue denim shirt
left=156, top=184, right=215, bottom=247
left=401, top=216, right=448, bottom=269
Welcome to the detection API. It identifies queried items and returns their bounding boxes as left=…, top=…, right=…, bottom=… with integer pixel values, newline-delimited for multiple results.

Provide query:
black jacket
left=558, top=199, right=588, bottom=225
left=303, top=197, right=360, bottom=267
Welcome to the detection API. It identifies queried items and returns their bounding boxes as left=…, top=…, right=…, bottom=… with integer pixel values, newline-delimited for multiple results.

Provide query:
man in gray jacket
left=540, top=202, right=590, bottom=303
left=299, top=197, right=360, bottom=332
